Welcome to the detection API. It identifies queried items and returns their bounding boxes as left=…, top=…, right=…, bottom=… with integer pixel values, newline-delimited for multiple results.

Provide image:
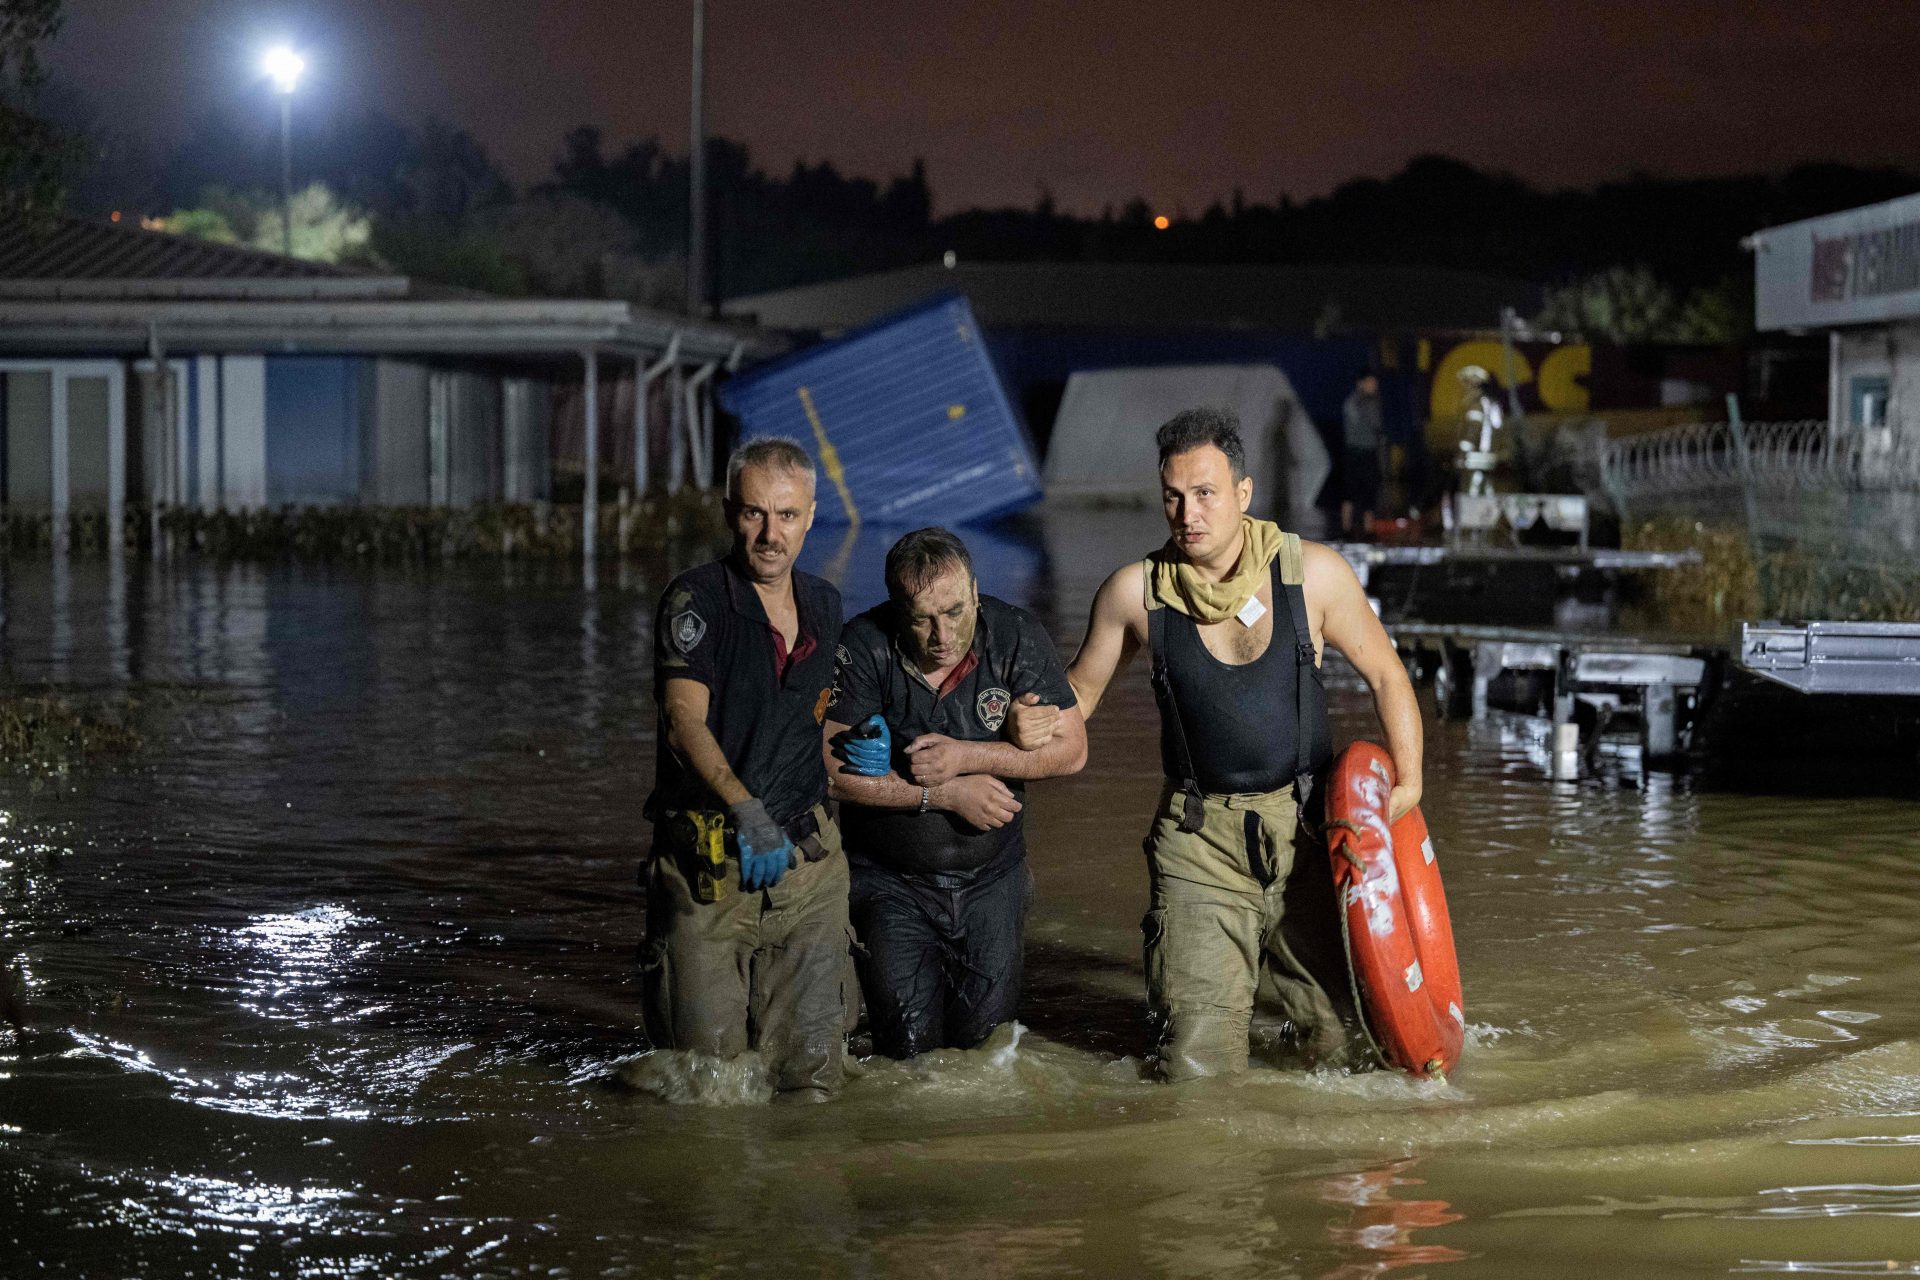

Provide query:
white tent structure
left=1044, top=363, right=1329, bottom=533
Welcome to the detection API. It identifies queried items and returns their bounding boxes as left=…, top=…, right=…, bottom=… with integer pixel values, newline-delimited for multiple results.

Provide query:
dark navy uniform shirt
left=832, top=595, right=1075, bottom=883
left=648, top=557, right=843, bottom=827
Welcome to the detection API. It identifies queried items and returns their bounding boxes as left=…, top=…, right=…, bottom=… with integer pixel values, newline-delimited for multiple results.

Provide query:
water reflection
left=1316, top=1158, right=1466, bottom=1277
left=4, top=514, right=1920, bottom=1277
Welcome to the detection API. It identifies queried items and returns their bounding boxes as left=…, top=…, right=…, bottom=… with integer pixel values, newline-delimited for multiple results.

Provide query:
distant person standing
left=1340, top=372, right=1385, bottom=539
left=641, top=437, right=849, bottom=1103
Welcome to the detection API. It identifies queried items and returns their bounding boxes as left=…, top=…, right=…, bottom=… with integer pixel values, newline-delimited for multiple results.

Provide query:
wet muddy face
left=1159, top=445, right=1252, bottom=565
left=898, top=565, right=979, bottom=671
left=726, top=463, right=815, bottom=584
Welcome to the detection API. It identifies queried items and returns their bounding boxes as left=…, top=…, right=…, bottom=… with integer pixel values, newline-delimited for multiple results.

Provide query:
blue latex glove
left=843, top=714, right=892, bottom=777
left=729, top=798, right=793, bottom=891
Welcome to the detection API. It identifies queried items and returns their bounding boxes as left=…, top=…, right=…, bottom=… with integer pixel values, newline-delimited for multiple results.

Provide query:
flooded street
left=4, top=508, right=1919, bottom=1278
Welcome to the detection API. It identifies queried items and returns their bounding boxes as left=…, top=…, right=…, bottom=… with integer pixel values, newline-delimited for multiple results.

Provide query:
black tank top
left=1152, top=559, right=1332, bottom=795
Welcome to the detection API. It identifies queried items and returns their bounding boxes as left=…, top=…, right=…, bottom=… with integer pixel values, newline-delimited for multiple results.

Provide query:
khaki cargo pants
left=641, top=807, right=856, bottom=1100
left=1142, top=785, right=1358, bottom=1080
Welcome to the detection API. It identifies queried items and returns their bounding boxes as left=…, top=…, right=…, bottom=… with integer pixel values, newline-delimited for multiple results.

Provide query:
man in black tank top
left=824, top=528, right=1087, bottom=1058
left=1017, top=408, right=1424, bottom=1080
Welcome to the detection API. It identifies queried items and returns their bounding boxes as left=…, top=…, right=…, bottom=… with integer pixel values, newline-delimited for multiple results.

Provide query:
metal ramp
left=1737, top=621, right=1920, bottom=696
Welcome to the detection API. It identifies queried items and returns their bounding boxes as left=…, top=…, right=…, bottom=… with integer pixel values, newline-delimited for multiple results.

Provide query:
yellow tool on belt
left=686, top=810, right=731, bottom=903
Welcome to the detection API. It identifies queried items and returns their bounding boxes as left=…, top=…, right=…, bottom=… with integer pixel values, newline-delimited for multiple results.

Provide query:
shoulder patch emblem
left=671, top=609, right=707, bottom=655
left=976, top=686, right=1011, bottom=732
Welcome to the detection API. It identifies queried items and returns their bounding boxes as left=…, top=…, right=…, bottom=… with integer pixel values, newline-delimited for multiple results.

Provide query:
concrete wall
left=1834, top=320, right=1920, bottom=434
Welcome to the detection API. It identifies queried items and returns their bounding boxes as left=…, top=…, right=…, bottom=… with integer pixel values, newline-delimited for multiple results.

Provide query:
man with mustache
left=824, top=527, right=1086, bottom=1058
left=1015, top=407, right=1422, bottom=1079
left=642, top=437, right=850, bottom=1102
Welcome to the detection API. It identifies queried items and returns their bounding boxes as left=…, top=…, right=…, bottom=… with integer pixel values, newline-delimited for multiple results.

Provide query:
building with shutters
left=0, top=215, right=766, bottom=536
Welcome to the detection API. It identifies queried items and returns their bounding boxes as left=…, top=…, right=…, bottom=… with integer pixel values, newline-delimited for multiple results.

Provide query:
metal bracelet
left=918, top=785, right=930, bottom=814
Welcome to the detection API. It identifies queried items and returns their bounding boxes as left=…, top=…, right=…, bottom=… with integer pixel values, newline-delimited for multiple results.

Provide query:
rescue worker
left=1457, top=364, right=1503, bottom=496
left=641, top=436, right=849, bottom=1103
left=823, top=527, right=1087, bottom=1059
left=1012, top=406, right=1422, bottom=1079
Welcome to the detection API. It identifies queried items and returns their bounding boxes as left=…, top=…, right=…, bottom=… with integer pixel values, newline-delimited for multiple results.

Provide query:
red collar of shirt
left=770, top=625, right=817, bottom=681
left=935, top=650, right=980, bottom=697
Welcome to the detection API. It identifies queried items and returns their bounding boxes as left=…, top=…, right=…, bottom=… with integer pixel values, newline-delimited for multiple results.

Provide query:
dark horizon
left=46, top=0, right=1920, bottom=219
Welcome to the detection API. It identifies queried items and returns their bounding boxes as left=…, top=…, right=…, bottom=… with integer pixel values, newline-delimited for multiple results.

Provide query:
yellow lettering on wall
left=1429, top=341, right=1533, bottom=422
left=1538, top=345, right=1592, bottom=413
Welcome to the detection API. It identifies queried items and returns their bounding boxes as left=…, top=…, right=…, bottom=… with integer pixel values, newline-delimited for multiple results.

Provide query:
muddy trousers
left=1142, top=785, right=1355, bottom=1081
left=641, top=823, right=853, bottom=1098
left=849, top=851, right=1031, bottom=1059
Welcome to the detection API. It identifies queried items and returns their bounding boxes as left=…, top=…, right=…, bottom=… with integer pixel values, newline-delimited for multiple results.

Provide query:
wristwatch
left=918, top=785, right=931, bottom=814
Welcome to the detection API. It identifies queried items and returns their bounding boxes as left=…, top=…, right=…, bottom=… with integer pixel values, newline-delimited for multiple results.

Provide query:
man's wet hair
left=884, top=527, right=975, bottom=603
left=725, top=436, right=816, bottom=499
left=1155, top=406, right=1246, bottom=480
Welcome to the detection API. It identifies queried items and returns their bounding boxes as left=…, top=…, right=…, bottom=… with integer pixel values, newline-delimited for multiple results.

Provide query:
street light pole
left=262, top=46, right=304, bottom=258
left=279, top=94, right=293, bottom=257
left=687, top=0, right=706, bottom=317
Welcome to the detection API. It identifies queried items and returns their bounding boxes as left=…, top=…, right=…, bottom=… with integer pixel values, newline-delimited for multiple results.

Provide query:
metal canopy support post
left=683, top=359, right=718, bottom=491
left=583, top=347, right=599, bottom=567
left=635, top=333, right=680, bottom=496
left=145, top=323, right=175, bottom=556
left=667, top=359, right=686, bottom=493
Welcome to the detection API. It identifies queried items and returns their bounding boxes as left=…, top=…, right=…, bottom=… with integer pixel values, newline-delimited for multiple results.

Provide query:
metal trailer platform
left=1389, top=618, right=1920, bottom=780
left=1736, top=620, right=1920, bottom=696
left=1387, top=622, right=1718, bottom=777
left=1335, top=543, right=1701, bottom=590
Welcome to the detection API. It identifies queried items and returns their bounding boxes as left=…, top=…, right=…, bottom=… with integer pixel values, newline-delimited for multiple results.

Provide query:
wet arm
left=1064, top=566, right=1144, bottom=721
left=917, top=707, right=1089, bottom=780
left=822, top=718, right=925, bottom=810
left=1308, top=544, right=1424, bottom=818
left=663, top=677, right=751, bottom=807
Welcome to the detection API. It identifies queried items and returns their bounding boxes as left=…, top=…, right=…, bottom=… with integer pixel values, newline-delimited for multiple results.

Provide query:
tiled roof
left=0, top=214, right=370, bottom=282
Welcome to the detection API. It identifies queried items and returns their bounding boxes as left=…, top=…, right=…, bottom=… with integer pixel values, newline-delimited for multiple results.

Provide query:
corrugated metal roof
left=0, top=214, right=379, bottom=285
left=721, top=293, right=1040, bottom=526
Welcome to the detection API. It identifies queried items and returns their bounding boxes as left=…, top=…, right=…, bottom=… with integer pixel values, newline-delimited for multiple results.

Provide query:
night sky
left=50, top=0, right=1920, bottom=215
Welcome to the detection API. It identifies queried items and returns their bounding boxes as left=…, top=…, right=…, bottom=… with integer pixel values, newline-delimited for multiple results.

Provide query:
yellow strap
left=1278, top=532, right=1304, bottom=585
left=795, top=386, right=860, bottom=525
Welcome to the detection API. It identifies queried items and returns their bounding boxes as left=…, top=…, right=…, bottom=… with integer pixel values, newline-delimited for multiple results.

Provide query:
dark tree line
left=35, top=83, right=1920, bottom=321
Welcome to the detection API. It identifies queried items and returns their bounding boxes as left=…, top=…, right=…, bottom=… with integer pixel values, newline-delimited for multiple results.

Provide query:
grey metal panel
left=1738, top=620, right=1920, bottom=695
left=4, top=369, right=52, bottom=510
left=65, top=373, right=111, bottom=508
left=446, top=370, right=500, bottom=506
left=370, top=359, right=429, bottom=505
left=502, top=376, right=551, bottom=502
left=1570, top=651, right=1707, bottom=687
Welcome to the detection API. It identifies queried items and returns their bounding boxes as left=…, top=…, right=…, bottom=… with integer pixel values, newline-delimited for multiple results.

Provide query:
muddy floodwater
left=3, top=509, right=1918, bottom=1278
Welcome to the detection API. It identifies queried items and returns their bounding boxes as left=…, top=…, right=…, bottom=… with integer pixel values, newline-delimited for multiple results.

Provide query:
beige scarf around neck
left=1147, top=516, right=1284, bottom=623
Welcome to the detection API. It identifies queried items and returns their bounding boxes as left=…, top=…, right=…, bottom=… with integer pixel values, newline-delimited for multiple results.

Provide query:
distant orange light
left=1153, top=215, right=1170, bottom=230
left=110, top=210, right=121, bottom=222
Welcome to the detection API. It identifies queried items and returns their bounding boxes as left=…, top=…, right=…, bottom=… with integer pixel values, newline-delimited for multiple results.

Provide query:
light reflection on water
left=2, top=519, right=1918, bottom=1277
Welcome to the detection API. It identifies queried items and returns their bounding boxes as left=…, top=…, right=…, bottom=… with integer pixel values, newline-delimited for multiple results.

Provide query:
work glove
left=843, top=714, right=892, bottom=777
left=730, top=797, right=793, bottom=892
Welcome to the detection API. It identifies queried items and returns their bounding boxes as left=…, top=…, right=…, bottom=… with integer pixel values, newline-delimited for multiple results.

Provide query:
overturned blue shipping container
left=719, top=293, right=1041, bottom=526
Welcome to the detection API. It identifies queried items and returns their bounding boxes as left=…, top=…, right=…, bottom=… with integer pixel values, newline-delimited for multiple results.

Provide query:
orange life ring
left=1325, top=741, right=1465, bottom=1079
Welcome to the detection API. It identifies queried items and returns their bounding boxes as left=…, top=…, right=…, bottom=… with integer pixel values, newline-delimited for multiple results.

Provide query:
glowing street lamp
left=261, top=46, right=305, bottom=256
